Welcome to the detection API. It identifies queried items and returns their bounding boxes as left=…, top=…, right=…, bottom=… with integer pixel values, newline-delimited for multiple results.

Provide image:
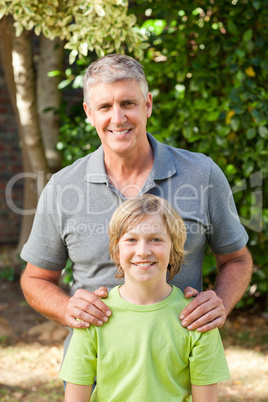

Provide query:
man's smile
left=108, top=129, right=132, bottom=135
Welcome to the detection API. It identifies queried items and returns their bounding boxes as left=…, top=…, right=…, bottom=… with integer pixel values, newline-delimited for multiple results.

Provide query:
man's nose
left=111, top=105, right=127, bottom=125
left=136, top=241, right=151, bottom=257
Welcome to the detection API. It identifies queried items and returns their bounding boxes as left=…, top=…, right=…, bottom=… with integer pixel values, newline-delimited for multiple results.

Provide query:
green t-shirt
left=60, top=286, right=230, bottom=401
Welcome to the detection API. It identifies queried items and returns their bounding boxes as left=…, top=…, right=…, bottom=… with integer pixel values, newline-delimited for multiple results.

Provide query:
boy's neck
left=119, top=281, right=172, bottom=305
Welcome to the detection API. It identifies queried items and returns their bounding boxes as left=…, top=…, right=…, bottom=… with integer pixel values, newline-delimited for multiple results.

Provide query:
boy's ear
left=114, top=245, right=120, bottom=264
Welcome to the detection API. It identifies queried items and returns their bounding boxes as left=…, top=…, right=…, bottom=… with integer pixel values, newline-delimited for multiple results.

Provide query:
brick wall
left=0, top=51, right=23, bottom=245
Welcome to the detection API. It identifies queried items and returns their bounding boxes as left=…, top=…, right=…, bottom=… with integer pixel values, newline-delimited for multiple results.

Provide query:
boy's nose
left=136, top=241, right=151, bottom=257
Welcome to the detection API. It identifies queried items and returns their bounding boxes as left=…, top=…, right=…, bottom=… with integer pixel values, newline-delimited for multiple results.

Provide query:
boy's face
left=118, top=214, right=172, bottom=285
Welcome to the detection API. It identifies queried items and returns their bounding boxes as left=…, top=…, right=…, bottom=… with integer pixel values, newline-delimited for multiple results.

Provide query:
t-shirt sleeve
left=59, top=327, right=97, bottom=385
left=207, top=160, right=248, bottom=254
left=20, top=176, right=68, bottom=270
left=189, top=328, right=231, bottom=385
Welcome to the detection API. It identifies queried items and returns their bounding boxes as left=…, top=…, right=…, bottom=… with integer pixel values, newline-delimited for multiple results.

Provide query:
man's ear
left=83, top=102, right=95, bottom=127
left=146, top=92, right=153, bottom=118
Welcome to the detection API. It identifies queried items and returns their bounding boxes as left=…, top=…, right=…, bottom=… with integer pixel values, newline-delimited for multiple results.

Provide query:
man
left=20, top=54, right=252, bottom=352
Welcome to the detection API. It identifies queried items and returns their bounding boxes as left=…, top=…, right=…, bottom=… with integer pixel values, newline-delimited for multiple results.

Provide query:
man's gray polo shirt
left=21, top=133, right=248, bottom=295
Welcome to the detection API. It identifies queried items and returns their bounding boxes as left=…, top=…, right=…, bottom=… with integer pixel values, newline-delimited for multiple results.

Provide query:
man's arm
left=191, top=384, right=218, bottom=402
left=180, top=246, right=253, bottom=332
left=65, top=383, right=92, bottom=402
left=20, top=263, right=111, bottom=328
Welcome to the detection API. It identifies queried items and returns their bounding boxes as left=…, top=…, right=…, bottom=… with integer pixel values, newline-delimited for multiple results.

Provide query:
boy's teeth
left=134, top=262, right=154, bottom=267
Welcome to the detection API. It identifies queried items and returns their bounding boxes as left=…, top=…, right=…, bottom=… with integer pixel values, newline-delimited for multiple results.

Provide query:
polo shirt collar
left=85, top=145, right=107, bottom=183
left=148, top=133, right=176, bottom=180
left=85, top=133, right=176, bottom=184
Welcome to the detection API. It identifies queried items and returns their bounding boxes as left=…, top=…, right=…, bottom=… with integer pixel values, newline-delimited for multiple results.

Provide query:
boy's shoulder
left=171, top=285, right=194, bottom=306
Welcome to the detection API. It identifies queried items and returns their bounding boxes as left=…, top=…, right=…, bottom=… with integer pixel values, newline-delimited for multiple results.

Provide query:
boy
left=60, top=194, right=230, bottom=401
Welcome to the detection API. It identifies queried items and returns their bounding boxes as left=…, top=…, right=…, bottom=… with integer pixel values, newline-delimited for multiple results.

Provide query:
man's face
left=83, top=80, right=152, bottom=158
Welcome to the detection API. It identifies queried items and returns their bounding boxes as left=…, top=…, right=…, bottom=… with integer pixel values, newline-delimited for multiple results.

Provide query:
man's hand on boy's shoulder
left=179, top=287, right=226, bottom=333
left=64, top=287, right=111, bottom=329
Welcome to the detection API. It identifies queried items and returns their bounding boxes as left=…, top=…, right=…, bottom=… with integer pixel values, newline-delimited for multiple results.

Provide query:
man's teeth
left=111, top=130, right=129, bottom=135
left=133, top=262, right=155, bottom=267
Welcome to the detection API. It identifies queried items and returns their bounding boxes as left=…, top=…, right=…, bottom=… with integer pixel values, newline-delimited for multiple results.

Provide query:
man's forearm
left=21, top=263, right=111, bottom=329
left=20, top=267, right=70, bottom=326
left=214, top=247, right=253, bottom=316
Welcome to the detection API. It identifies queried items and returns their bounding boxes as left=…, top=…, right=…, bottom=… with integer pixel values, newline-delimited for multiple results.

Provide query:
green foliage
left=58, top=1, right=268, bottom=308
left=0, top=0, right=148, bottom=61
left=57, top=102, right=101, bottom=167
left=61, top=259, right=74, bottom=286
left=0, top=267, right=15, bottom=282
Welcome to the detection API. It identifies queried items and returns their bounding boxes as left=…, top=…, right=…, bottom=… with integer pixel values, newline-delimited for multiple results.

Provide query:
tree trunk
left=0, top=16, right=51, bottom=252
left=11, top=29, right=50, bottom=180
left=37, top=35, right=64, bottom=172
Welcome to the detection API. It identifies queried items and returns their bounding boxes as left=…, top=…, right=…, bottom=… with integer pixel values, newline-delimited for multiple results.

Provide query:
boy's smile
left=132, top=262, right=156, bottom=268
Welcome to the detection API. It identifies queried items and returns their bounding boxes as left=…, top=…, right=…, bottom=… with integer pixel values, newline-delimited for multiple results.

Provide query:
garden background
left=0, top=0, right=267, bottom=400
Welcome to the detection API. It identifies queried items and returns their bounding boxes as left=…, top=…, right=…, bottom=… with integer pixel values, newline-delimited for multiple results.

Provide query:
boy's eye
left=151, top=238, right=162, bottom=243
left=126, top=238, right=136, bottom=243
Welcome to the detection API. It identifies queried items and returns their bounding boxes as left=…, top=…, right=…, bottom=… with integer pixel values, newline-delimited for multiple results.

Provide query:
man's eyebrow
left=95, top=98, right=139, bottom=110
left=121, top=98, right=138, bottom=102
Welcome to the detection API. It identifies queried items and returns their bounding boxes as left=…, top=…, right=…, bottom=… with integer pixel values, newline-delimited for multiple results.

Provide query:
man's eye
left=123, top=101, right=134, bottom=107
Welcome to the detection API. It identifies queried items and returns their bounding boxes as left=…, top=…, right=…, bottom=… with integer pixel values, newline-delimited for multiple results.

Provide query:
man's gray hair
left=83, top=54, right=149, bottom=107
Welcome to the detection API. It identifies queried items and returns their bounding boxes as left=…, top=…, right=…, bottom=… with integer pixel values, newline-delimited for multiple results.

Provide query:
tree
left=0, top=0, right=146, bottom=250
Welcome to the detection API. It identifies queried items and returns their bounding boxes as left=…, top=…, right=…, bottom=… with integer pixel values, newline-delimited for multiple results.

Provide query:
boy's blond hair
left=108, top=194, right=186, bottom=280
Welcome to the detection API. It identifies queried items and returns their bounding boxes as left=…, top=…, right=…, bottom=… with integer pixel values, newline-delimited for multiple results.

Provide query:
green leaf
left=182, top=125, right=193, bottom=140
left=206, top=111, right=220, bottom=122
left=243, top=29, right=253, bottom=42
left=14, top=22, right=24, bottom=37
left=141, top=19, right=166, bottom=36
left=226, top=164, right=238, bottom=175
left=216, top=136, right=228, bottom=147
left=258, top=126, right=268, bottom=139
left=58, top=77, right=73, bottom=89
left=69, top=50, right=78, bottom=65
left=227, top=20, right=239, bottom=36
left=246, top=127, right=257, bottom=139
left=243, top=160, right=255, bottom=177
left=230, top=116, right=240, bottom=131
left=34, top=24, right=42, bottom=36
left=47, top=70, right=63, bottom=77
left=72, top=75, right=83, bottom=89
left=253, top=1, right=261, bottom=10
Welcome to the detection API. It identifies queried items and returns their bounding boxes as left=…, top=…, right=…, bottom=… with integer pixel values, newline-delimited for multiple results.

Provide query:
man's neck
left=119, top=281, right=172, bottom=305
left=104, top=142, right=154, bottom=197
